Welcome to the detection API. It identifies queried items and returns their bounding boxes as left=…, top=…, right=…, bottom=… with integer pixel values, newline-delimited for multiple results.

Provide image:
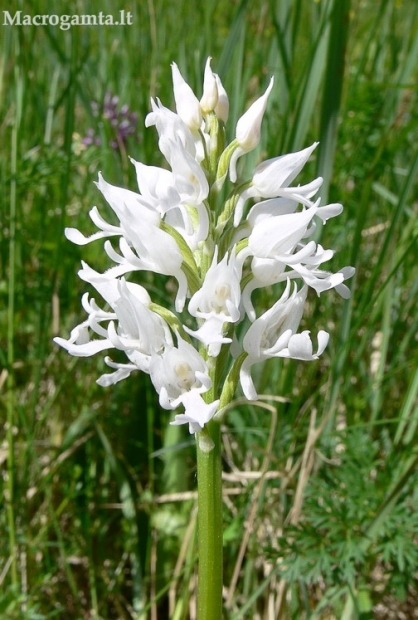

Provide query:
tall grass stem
left=6, top=37, right=23, bottom=590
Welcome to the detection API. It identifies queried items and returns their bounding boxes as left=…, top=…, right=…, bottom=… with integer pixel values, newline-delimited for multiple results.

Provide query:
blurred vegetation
left=1, top=0, right=417, bottom=618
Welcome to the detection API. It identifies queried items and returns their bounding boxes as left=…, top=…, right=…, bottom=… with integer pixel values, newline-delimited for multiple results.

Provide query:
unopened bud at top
left=171, top=62, right=202, bottom=132
left=214, top=74, right=229, bottom=122
left=200, top=57, right=218, bottom=114
left=235, top=77, right=274, bottom=150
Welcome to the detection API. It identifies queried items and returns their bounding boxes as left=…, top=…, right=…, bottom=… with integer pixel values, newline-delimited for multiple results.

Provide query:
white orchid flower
left=54, top=268, right=172, bottom=384
left=87, top=171, right=189, bottom=311
left=130, top=159, right=180, bottom=215
left=130, top=148, right=209, bottom=252
left=167, top=138, right=209, bottom=206
left=145, top=97, right=201, bottom=162
left=233, top=143, right=321, bottom=225
left=185, top=247, right=242, bottom=356
left=240, top=282, right=329, bottom=400
left=149, top=335, right=219, bottom=432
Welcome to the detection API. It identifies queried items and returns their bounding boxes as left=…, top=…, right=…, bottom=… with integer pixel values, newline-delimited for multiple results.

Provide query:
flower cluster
left=55, top=59, right=354, bottom=434
left=83, top=91, right=138, bottom=150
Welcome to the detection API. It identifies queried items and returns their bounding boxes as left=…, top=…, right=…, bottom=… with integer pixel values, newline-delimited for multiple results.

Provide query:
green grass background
left=1, top=0, right=418, bottom=618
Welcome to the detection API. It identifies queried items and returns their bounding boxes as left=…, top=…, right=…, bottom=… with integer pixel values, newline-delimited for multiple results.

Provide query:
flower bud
left=171, top=62, right=202, bottom=131
left=235, top=77, right=274, bottom=150
left=200, top=57, right=218, bottom=114
left=214, top=74, right=229, bottom=122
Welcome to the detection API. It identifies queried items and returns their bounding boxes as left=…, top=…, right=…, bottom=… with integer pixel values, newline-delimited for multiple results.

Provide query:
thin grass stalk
left=348, top=0, right=382, bottom=84
left=230, top=568, right=279, bottom=620
left=85, top=445, right=99, bottom=619
left=196, top=421, right=223, bottom=620
left=316, top=0, right=351, bottom=206
left=44, top=486, right=83, bottom=617
left=170, top=506, right=198, bottom=618
left=326, top=138, right=418, bottom=427
left=226, top=402, right=277, bottom=609
left=50, top=25, right=78, bottom=287
left=145, top=383, right=157, bottom=614
left=26, top=69, right=61, bottom=438
left=369, top=260, right=394, bottom=425
left=6, top=36, right=23, bottom=590
left=356, top=148, right=418, bottom=324
left=394, top=367, right=418, bottom=446
left=284, top=1, right=331, bottom=153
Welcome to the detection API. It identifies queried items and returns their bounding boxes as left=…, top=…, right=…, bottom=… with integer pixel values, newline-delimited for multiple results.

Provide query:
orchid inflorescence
left=55, top=58, right=354, bottom=434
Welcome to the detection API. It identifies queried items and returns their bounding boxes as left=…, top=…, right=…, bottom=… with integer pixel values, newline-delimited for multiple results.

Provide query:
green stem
left=196, top=421, right=223, bottom=620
